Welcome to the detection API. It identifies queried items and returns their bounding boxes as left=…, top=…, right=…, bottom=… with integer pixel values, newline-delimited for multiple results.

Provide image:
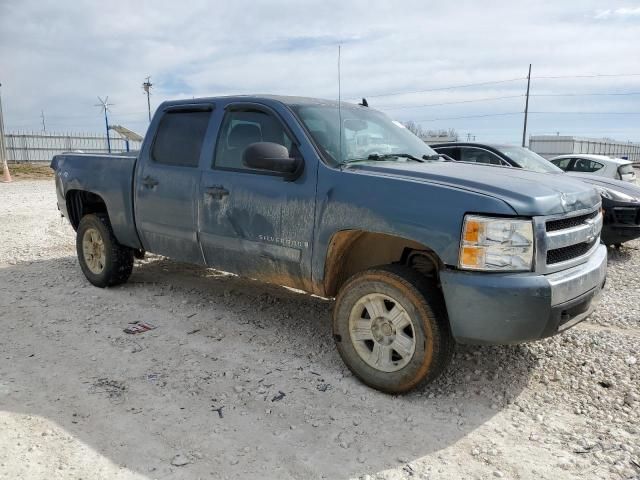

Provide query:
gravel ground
left=0, top=180, right=638, bottom=480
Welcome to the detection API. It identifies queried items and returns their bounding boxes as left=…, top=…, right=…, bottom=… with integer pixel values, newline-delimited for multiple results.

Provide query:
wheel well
left=323, top=230, right=442, bottom=297
left=66, top=190, right=108, bottom=230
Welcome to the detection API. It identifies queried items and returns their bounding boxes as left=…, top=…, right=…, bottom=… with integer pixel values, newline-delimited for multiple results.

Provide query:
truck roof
left=159, top=94, right=357, bottom=109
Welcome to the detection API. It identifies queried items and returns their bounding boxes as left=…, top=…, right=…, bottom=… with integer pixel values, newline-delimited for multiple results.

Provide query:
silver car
left=550, top=154, right=637, bottom=183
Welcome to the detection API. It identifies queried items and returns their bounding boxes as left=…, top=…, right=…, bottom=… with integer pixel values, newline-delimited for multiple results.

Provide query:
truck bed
left=51, top=153, right=142, bottom=249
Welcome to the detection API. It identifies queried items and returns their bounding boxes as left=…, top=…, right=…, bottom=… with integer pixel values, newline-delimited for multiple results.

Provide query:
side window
left=572, top=158, right=604, bottom=172
left=214, top=109, right=293, bottom=171
left=552, top=158, right=572, bottom=171
left=460, top=148, right=503, bottom=165
left=152, top=111, right=211, bottom=167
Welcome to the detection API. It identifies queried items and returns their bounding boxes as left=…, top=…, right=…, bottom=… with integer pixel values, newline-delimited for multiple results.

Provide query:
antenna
left=95, top=96, right=114, bottom=153
left=338, top=45, right=342, bottom=164
left=521, top=64, right=532, bottom=147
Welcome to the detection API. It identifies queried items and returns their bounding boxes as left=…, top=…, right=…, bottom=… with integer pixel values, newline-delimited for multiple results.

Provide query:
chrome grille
left=547, top=238, right=599, bottom=265
left=534, top=207, right=602, bottom=274
left=546, top=210, right=598, bottom=232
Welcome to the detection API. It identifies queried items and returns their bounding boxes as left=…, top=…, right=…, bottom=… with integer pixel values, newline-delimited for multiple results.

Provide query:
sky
left=1, top=0, right=639, bottom=144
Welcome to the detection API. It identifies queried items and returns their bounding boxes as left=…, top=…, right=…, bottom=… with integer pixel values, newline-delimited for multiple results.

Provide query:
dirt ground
left=0, top=180, right=638, bottom=480
left=2, top=163, right=54, bottom=180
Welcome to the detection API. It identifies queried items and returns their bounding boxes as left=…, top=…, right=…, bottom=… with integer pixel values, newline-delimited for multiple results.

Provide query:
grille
left=546, top=210, right=598, bottom=232
left=547, top=238, right=598, bottom=265
left=613, top=207, right=640, bottom=225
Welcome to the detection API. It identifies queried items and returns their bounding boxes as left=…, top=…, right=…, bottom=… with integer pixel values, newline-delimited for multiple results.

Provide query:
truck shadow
left=0, top=255, right=537, bottom=479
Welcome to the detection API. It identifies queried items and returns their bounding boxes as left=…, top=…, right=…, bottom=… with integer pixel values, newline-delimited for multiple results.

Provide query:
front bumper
left=601, top=224, right=640, bottom=246
left=440, top=244, right=607, bottom=345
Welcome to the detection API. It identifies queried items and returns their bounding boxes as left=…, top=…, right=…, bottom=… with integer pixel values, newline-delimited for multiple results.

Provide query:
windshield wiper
left=367, top=153, right=425, bottom=163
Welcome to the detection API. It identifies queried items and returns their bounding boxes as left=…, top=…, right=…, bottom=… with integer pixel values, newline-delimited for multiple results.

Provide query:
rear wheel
left=76, top=214, right=134, bottom=288
left=333, top=265, right=453, bottom=394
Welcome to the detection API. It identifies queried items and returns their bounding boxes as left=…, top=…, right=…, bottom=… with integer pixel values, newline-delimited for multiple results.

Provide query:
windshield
left=290, top=104, right=438, bottom=166
left=495, top=145, right=563, bottom=174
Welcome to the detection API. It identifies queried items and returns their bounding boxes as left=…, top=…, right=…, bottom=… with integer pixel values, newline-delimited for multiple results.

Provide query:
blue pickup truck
left=51, top=95, right=607, bottom=393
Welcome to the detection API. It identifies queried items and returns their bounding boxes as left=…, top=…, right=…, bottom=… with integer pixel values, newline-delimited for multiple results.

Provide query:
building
left=529, top=135, right=640, bottom=163
left=420, top=129, right=459, bottom=144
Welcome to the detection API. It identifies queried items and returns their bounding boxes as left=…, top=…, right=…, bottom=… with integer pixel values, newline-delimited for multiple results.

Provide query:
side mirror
left=242, top=142, right=303, bottom=180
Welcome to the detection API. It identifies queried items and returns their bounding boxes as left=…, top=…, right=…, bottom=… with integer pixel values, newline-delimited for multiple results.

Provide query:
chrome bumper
left=547, top=244, right=607, bottom=305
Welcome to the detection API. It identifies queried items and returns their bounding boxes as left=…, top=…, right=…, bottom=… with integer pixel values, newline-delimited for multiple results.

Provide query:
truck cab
left=51, top=95, right=607, bottom=393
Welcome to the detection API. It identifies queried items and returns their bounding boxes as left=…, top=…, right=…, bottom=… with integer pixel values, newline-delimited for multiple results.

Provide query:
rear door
left=134, top=105, right=213, bottom=264
left=198, top=102, right=317, bottom=290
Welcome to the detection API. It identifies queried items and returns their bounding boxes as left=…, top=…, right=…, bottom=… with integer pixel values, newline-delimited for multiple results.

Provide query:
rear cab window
left=152, top=110, right=211, bottom=167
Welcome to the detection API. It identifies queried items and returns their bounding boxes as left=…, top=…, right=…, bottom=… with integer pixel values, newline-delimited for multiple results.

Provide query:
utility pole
left=95, top=96, right=113, bottom=153
left=522, top=64, right=532, bottom=147
left=0, top=82, right=11, bottom=183
left=142, top=76, right=153, bottom=122
left=40, top=110, right=46, bottom=132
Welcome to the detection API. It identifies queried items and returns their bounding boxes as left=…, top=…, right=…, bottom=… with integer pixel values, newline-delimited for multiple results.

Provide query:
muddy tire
left=76, top=214, right=134, bottom=288
left=333, top=265, right=453, bottom=394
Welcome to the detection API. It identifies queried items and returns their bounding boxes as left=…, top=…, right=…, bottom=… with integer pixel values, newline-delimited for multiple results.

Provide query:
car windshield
left=290, top=104, right=438, bottom=166
left=495, top=145, right=563, bottom=174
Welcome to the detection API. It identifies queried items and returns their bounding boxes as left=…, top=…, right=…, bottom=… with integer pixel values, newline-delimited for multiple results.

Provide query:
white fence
left=529, top=135, right=640, bottom=163
left=5, top=131, right=142, bottom=163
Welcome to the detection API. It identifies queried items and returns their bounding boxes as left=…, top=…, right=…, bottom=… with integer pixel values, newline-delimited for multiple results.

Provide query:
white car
left=550, top=154, right=637, bottom=183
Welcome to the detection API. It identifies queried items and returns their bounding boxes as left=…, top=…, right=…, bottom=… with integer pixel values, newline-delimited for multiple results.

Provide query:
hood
left=346, top=161, right=600, bottom=216
left=566, top=172, right=640, bottom=199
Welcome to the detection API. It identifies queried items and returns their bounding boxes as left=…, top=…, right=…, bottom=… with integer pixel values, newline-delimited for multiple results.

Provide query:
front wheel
left=76, top=214, right=134, bottom=288
left=333, top=265, right=453, bottom=394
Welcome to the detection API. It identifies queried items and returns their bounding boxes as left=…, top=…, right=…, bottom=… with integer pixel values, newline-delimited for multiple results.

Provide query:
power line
left=529, top=111, right=640, bottom=115
left=373, top=91, right=640, bottom=111
left=375, top=94, right=525, bottom=110
left=359, top=71, right=640, bottom=102
left=365, top=77, right=527, bottom=98
left=411, top=110, right=640, bottom=123
left=533, top=73, right=640, bottom=79
left=46, top=111, right=147, bottom=119
left=532, top=92, right=640, bottom=97
left=413, top=112, right=523, bottom=122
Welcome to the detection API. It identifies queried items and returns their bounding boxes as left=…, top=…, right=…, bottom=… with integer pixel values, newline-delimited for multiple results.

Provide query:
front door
left=135, top=107, right=212, bottom=264
left=198, top=104, right=317, bottom=290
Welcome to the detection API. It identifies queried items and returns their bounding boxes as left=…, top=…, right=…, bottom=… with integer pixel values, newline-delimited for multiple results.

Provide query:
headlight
left=594, top=186, right=639, bottom=203
left=459, top=215, right=534, bottom=271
